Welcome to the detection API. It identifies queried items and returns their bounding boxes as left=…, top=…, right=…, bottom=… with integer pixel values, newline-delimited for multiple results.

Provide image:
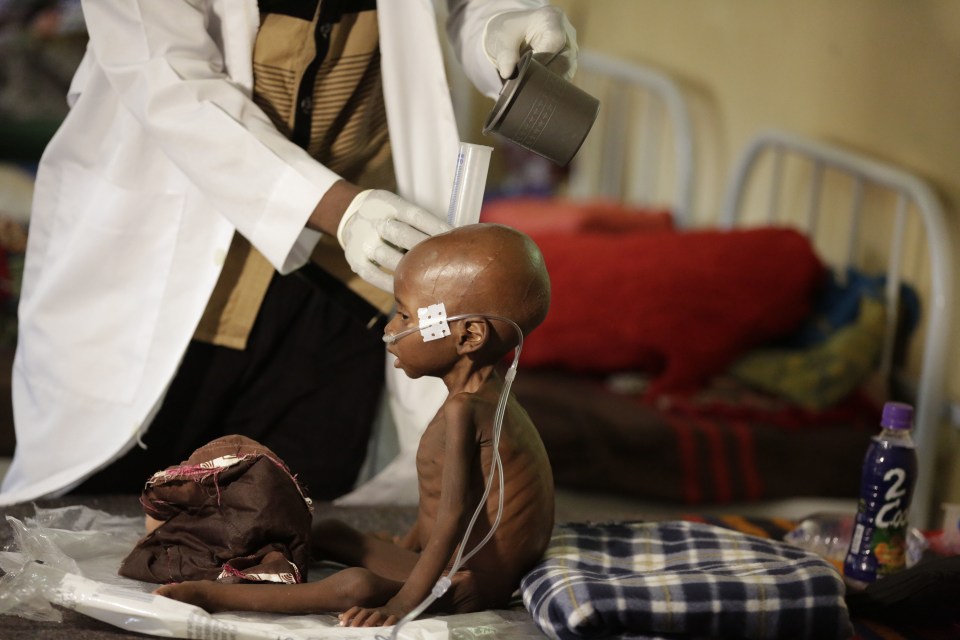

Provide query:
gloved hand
left=483, top=6, right=578, bottom=82
left=336, top=189, right=451, bottom=293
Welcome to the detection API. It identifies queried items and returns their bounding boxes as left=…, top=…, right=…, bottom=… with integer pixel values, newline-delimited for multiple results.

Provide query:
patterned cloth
left=521, top=520, right=853, bottom=640
left=118, top=435, right=313, bottom=585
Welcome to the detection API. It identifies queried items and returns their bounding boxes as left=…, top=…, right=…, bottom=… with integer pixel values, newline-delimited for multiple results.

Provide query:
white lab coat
left=1, top=0, right=545, bottom=504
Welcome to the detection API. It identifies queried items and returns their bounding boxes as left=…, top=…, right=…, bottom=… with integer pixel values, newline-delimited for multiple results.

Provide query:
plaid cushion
left=521, top=521, right=852, bottom=640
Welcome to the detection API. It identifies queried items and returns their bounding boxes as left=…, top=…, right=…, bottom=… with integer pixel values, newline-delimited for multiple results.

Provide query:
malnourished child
left=155, top=223, right=556, bottom=628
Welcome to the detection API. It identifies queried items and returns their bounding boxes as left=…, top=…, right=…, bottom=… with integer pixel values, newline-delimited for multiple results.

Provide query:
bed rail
left=568, top=50, right=695, bottom=227
left=719, top=129, right=953, bottom=528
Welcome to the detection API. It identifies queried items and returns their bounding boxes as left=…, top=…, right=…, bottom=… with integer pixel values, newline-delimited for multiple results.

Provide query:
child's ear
left=456, top=318, right=488, bottom=354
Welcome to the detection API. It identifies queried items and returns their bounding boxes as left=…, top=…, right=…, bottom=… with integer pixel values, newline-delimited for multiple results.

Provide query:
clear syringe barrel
left=447, top=142, right=493, bottom=227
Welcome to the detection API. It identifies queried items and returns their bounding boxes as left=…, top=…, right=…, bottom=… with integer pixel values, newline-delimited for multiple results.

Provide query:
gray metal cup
left=483, top=51, right=600, bottom=166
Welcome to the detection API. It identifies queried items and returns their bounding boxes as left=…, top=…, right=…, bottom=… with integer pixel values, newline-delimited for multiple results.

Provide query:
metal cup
left=483, top=51, right=600, bottom=166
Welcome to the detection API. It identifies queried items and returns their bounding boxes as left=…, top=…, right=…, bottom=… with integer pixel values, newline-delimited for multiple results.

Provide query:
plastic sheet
left=0, top=505, right=545, bottom=639
left=0, top=561, right=63, bottom=622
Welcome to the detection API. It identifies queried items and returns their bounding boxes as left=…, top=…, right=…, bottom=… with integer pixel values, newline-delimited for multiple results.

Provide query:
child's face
left=384, top=260, right=459, bottom=379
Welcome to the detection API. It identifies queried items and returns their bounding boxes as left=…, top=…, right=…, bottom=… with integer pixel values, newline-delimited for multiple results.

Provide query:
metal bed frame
left=566, top=51, right=953, bottom=528
left=568, top=50, right=695, bottom=226
left=720, top=129, right=953, bottom=528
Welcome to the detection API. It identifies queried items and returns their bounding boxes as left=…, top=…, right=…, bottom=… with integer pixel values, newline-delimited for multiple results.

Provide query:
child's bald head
left=396, top=224, right=551, bottom=339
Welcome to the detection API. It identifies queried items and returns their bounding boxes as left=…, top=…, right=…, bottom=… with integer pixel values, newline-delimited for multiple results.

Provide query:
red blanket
left=519, top=226, right=824, bottom=395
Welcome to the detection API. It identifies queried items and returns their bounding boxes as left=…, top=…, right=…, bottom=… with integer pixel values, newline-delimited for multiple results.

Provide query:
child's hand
left=339, top=603, right=404, bottom=627
left=368, top=530, right=399, bottom=544
left=371, top=527, right=420, bottom=550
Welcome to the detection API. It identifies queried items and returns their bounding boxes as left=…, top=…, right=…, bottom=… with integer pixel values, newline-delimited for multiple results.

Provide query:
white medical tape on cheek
left=418, top=303, right=450, bottom=342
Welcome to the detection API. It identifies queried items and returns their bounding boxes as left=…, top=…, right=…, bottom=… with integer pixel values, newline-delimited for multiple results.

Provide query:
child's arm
left=342, top=396, right=478, bottom=625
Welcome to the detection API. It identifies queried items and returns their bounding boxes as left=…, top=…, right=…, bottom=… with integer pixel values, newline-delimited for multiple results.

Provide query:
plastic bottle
left=784, top=512, right=854, bottom=572
left=843, top=401, right=917, bottom=590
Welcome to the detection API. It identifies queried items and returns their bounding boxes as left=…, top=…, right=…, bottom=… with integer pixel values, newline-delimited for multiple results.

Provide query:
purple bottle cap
left=881, top=402, right=914, bottom=430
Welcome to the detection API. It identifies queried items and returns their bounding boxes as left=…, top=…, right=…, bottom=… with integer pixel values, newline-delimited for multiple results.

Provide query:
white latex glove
left=483, top=6, right=578, bottom=82
left=336, top=189, right=451, bottom=293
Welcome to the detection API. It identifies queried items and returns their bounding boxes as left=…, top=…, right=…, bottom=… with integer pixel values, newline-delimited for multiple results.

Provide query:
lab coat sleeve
left=445, top=0, right=548, bottom=100
left=79, top=0, right=336, bottom=273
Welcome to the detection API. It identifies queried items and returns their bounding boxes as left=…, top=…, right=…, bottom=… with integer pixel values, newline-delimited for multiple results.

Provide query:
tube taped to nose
left=418, top=303, right=450, bottom=342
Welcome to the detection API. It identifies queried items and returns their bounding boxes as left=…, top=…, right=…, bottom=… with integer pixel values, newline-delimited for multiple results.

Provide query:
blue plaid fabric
left=521, top=521, right=852, bottom=640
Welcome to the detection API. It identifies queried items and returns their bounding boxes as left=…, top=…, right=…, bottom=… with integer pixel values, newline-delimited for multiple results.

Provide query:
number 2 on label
left=884, top=468, right=906, bottom=500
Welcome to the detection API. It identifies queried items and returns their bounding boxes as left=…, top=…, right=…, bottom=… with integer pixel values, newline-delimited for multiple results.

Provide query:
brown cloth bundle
left=119, top=435, right=313, bottom=585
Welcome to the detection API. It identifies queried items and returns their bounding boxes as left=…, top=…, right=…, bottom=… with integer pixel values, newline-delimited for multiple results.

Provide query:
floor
left=0, top=453, right=852, bottom=524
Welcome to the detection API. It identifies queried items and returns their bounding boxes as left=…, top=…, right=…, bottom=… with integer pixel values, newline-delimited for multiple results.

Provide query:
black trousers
left=73, top=267, right=387, bottom=500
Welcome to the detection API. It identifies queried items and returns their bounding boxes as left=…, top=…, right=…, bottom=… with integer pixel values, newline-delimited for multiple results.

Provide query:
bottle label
left=843, top=440, right=916, bottom=584
left=869, top=466, right=911, bottom=575
left=848, top=523, right=865, bottom=554
left=875, top=467, right=911, bottom=530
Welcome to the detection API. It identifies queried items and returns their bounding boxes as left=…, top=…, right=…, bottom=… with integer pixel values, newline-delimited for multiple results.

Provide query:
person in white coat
left=0, top=0, right=578, bottom=505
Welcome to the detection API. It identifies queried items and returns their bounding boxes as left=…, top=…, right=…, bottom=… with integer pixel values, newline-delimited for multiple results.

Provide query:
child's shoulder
left=439, top=388, right=500, bottom=427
